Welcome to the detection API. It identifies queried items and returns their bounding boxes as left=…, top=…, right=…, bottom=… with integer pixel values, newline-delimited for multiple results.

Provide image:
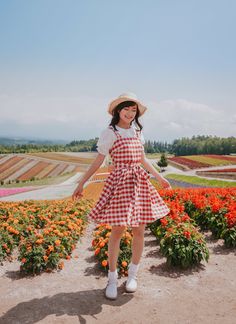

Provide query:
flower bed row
left=150, top=188, right=236, bottom=249
left=0, top=198, right=92, bottom=274
left=180, top=187, right=236, bottom=247
left=202, top=168, right=236, bottom=173
left=168, top=156, right=211, bottom=169
left=0, top=154, right=82, bottom=184
left=148, top=197, right=209, bottom=268
left=92, top=224, right=133, bottom=276
left=0, top=187, right=39, bottom=198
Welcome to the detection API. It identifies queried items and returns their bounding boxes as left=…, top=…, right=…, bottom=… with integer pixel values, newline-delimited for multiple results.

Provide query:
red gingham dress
left=87, top=125, right=170, bottom=227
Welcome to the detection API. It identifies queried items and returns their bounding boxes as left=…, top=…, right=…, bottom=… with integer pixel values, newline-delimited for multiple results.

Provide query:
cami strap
left=108, top=125, right=122, bottom=138
left=135, top=128, right=141, bottom=138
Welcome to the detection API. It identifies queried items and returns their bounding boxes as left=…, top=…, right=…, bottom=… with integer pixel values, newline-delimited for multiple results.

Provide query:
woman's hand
left=158, top=177, right=172, bottom=190
left=72, top=182, right=84, bottom=201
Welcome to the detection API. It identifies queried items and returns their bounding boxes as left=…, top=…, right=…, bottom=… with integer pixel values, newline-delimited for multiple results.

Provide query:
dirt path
left=0, top=172, right=83, bottom=202
left=0, top=220, right=235, bottom=324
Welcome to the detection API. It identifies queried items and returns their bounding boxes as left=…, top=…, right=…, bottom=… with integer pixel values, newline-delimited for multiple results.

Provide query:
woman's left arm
left=140, top=151, right=172, bottom=189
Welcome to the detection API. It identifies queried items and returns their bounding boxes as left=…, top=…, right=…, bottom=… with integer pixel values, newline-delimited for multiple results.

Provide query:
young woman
left=72, top=92, right=171, bottom=300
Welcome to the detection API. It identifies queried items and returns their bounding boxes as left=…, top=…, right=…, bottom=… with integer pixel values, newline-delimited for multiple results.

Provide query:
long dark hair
left=109, top=100, right=143, bottom=131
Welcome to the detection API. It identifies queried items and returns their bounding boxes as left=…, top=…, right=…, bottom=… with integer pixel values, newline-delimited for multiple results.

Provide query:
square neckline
left=109, top=125, right=140, bottom=138
left=108, top=125, right=141, bottom=154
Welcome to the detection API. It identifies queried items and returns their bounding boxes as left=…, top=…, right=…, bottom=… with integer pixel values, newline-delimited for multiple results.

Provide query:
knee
left=132, top=225, right=145, bottom=238
left=111, top=226, right=126, bottom=239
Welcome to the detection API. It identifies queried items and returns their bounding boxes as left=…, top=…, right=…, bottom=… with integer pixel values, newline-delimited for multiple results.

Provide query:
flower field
left=0, top=187, right=40, bottom=198
left=196, top=168, right=236, bottom=180
left=82, top=166, right=114, bottom=201
left=0, top=170, right=235, bottom=277
left=0, top=154, right=88, bottom=184
left=91, top=187, right=236, bottom=275
left=201, top=168, right=236, bottom=172
left=168, top=154, right=236, bottom=170
left=28, top=152, right=94, bottom=164
left=0, top=198, right=93, bottom=274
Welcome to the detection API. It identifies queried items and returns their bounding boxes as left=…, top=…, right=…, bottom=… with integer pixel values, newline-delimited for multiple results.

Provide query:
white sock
left=129, top=262, right=139, bottom=273
left=108, top=269, right=118, bottom=280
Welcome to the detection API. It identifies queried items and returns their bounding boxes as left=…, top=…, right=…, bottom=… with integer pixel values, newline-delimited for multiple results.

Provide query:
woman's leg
left=108, top=225, right=126, bottom=271
left=125, top=224, right=146, bottom=293
left=131, top=224, right=146, bottom=264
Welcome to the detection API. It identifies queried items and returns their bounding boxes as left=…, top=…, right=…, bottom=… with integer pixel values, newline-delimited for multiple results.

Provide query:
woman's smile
left=119, top=105, right=137, bottom=125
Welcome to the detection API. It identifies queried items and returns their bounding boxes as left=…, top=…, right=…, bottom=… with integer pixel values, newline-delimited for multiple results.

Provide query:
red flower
left=181, top=214, right=190, bottom=222
left=160, top=218, right=168, bottom=227
left=183, top=231, right=191, bottom=239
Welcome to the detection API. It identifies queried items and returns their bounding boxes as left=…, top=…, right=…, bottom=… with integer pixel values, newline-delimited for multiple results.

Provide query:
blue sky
left=0, top=0, right=235, bottom=142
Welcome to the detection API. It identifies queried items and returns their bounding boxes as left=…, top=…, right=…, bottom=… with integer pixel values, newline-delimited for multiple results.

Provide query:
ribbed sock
left=108, top=269, right=118, bottom=280
left=129, top=262, right=139, bottom=273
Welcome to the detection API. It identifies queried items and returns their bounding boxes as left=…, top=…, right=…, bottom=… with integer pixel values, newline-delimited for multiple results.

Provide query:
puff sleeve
left=140, top=130, right=145, bottom=145
left=96, top=128, right=116, bottom=156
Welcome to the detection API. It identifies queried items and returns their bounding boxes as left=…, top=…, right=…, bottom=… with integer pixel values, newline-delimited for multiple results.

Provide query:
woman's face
left=119, top=104, right=138, bottom=124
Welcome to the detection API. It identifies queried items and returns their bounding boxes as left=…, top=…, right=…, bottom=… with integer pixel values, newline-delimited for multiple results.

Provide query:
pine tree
left=157, top=153, right=168, bottom=172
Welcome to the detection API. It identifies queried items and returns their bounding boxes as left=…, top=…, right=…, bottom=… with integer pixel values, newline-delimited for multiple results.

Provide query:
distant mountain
left=0, top=137, right=69, bottom=146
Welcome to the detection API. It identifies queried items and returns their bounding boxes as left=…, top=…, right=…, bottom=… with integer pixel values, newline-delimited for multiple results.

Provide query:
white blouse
left=97, top=125, right=145, bottom=156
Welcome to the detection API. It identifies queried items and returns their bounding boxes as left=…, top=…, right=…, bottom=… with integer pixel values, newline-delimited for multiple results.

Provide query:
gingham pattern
left=88, top=126, right=170, bottom=227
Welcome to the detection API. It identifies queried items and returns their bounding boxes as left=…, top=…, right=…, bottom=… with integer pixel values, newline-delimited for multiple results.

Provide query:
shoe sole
left=125, top=288, right=136, bottom=293
left=105, top=293, right=117, bottom=300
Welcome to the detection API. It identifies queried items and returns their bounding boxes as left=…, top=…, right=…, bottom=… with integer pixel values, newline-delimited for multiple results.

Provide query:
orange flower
left=121, top=261, right=128, bottom=268
left=124, top=232, right=132, bottom=240
left=99, top=241, right=105, bottom=248
left=43, top=255, right=48, bottom=262
left=92, top=239, right=97, bottom=247
left=48, top=245, right=54, bottom=252
left=58, top=261, right=64, bottom=269
left=21, top=258, right=27, bottom=263
left=55, top=240, right=61, bottom=246
left=94, top=248, right=100, bottom=255
left=35, top=239, right=44, bottom=244
left=101, top=260, right=108, bottom=267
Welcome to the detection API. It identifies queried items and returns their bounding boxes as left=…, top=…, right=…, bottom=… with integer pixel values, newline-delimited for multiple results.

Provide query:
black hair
left=109, top=100, right=143, bottom=131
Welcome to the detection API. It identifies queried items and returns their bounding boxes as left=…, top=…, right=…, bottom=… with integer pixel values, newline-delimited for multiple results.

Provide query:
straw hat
left=108, top=92, right=147, bottom=116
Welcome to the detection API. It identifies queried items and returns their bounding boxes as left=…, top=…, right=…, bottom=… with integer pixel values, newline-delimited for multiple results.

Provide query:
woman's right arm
left=72, top=153, right=106, bottom=200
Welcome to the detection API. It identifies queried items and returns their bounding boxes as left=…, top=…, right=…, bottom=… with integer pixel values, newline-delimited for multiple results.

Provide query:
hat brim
left=108, top=97, right=147, bottom=116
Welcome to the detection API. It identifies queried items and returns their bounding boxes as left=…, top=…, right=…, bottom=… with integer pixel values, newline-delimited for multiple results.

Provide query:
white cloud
left=141, top=98, right=235, bottom=141
left=0, top=93, right=235, bottom=142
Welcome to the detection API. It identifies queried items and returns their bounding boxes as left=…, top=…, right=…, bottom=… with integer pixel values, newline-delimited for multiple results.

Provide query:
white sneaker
left=125, top=263, right=139, bottom=293
left=125, top=274, right=137, bottom=293
left=105, top=270, right=118, bottom=300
